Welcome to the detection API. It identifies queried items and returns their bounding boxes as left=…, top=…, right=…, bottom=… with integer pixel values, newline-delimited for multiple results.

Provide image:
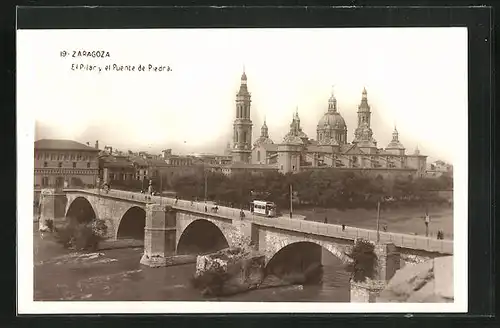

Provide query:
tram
left=250, top=200, right=279, bottom=218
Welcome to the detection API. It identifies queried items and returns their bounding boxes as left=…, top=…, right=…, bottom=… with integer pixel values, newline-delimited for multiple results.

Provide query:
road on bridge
left=67, top=188, right=453, bottom=255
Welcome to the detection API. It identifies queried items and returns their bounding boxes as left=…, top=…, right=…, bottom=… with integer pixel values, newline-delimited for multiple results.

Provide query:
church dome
left=317, top=111, right=347, bottom=130
left=254, top=136, right=274, bottom=147
left=282, top=134, right=304, bottom=145
left=386, top=126, right=405, bottom=149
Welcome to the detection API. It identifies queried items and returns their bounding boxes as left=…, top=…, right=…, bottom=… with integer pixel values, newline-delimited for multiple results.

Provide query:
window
left=51, top=153, right=56, bottom=160
left=42, top=177, right=49, bottom=187
left=257, top=151, right=261, bottom=162
left=73, top=162, right=77, bottom=168
left=45, top=153, right=50, bottom=160
left=58, top=162, right=62, bottom=168
left=87, top=162, right=91, bottom=168
left=43, top=162, right=48, bottom=168
left=77, top=153, right=82, bottom=161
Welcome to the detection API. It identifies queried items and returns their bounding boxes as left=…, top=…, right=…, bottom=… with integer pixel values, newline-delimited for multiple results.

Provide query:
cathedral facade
left=231, top=71, right=427, bottom=177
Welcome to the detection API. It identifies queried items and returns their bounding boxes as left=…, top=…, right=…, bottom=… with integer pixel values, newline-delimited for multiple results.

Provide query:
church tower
left=261, top=117, right=269, bottom=139
left=353, top=87, right=377, bottom=151
left=232, top=69, right=253, bottom=163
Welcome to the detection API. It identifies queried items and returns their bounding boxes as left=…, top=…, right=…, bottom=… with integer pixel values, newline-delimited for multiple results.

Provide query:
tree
left=346, top=239, right=378, bottom=283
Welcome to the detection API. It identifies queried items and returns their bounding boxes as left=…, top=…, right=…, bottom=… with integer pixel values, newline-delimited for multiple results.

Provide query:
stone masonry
left=39, top=189, right=452, bottom=303
left=39, top=188, right=68, bottom=231
left=349, top=239, right=401, bottom=302
left=140, top=204, right=178, bottom=267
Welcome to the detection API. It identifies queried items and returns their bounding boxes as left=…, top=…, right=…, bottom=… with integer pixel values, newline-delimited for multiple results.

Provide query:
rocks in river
left=377, top=256, right=453, bottom=303
left=192, top=247, right=323, bottom=297
left=192, top=247, right=266, bottom=297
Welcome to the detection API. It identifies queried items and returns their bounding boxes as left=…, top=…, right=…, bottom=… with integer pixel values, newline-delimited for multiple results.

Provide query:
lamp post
left=159, top=171, right=163, bottom=206
left=204, top=168, right=208, bottom=202
left=376, top=199, right=381, bottom=243
left=425, top=208, right=430, bottom=237
left=289, top=184, right=293, bottom=218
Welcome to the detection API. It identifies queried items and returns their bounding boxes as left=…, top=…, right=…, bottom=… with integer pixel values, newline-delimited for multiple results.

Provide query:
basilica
left=230, top=70, right=427, bottom=177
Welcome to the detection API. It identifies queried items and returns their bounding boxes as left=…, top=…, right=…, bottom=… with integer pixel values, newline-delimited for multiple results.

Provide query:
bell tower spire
left=261, top=116, right=269, bottom=138
left=328, top=85, right=337, bottom=113
left=353, top=87, right=376, bottom=147
left=232, top=68, right=253, bottom=163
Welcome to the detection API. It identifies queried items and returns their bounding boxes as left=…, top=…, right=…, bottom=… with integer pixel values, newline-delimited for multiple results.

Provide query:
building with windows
left=34, top=139, right=100, bottom=188
left=426, top=160, right=453, bottom=178
left=99, top=153, right=136, bottom=184
left=98, top=147, right=201, bottom=190
left=269, top=88, right=427, bottom=177
left=228, top=70, right=427, bottom=177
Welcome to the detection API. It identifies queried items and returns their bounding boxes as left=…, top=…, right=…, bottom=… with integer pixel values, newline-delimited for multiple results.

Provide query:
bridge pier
left=140, top=204, right=196, bottom=268
left=38, top=188, right=67, bottom=231
left=350, top=241, right=400, bottom=303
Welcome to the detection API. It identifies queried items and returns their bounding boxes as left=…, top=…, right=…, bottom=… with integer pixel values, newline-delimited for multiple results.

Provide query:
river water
left=34, top=227, right=351, bottom=302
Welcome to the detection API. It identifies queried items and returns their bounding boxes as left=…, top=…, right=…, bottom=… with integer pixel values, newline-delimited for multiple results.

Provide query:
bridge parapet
left=62, top=188, right=453, bottom=256
left=249, top=216, right=453, bottom=255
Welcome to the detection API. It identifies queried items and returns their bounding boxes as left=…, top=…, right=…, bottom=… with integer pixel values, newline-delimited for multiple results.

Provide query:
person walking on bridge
left=424, top=209, right=430, bottom=237
left=148, top=180, right=153, bottom=196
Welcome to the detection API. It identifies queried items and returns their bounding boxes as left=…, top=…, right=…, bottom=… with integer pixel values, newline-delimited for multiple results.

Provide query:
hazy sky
left=18, top=28, right=467, bottom=163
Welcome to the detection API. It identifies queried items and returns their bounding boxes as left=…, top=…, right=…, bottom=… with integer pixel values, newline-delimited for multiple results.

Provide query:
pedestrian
left=437, top=230, right=444, bottom=240
left=240, top=209, right=245, bottom=219
left=383, top=224, right=388, bottom=232
left=148, top=181, right=153, bottom=196
left=342, top=224, right=346, bottom=231
left=424, top=211, right=430, bottom=237
left=204, top=205, right=208, bottom=212
left=324, top=217, right=328, bottom=224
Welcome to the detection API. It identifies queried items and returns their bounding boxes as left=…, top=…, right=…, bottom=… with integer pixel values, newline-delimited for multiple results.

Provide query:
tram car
left=250, top=200, right=279, bottom=217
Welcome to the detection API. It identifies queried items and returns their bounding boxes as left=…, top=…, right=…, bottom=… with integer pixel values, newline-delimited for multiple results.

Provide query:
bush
left=54, top=217, right=108, bottom=251
left=346, top=239, right=378, bottom=283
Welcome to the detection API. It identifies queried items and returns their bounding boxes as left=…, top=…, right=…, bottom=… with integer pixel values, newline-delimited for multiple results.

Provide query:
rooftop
left=35, top=139, right=99, bottom=152
left=226, top=162, right=278, bottom=170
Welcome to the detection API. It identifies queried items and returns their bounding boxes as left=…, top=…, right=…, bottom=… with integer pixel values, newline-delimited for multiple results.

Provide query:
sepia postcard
left=17, top=26, right=468, bottom=314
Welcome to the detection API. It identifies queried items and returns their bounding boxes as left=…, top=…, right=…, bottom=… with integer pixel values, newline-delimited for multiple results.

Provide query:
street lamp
left=204, top=167, right=208, bottom=202
left=376, top=198, right=381, bottom=242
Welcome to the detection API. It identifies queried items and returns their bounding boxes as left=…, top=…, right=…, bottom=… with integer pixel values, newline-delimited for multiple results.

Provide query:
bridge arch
left=116, top=206, right=146, bottom=240
left=65, top=196, right=97, bottom=223
left=176, top=219, right=229, bottom=255
left=265, top=241, right=352, bottom=289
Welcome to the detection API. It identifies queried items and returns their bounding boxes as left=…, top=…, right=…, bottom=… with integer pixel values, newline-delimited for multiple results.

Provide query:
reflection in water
left=34, top=231, right=351, bottom=302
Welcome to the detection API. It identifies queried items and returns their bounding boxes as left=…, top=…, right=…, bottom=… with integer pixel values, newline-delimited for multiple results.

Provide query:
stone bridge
left=38, top=188, right=454, bottom=293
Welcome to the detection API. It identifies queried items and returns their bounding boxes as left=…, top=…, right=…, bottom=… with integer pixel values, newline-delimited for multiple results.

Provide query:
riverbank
left=298, top=205, right=453, bottom=239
